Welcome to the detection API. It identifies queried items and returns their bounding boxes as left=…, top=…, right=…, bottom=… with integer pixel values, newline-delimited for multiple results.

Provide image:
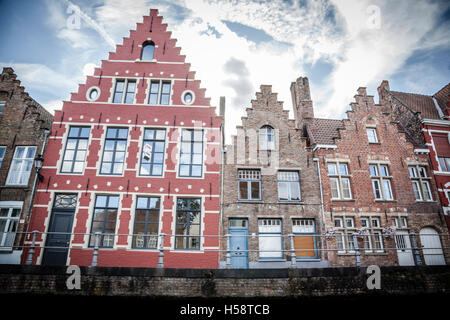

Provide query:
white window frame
left=6, top=146, right=36, bottom=186
left=112, top=79, right=137, bottom=104
left=334, top=216, right=355, bottom=253
left=366, top=127, right=379, bottom=143
left=147, top=79, right=172, bottom=105
left=258, top=218, right=283, bottom=259
left=361, top=216, right=384, bottom=253
left=328, top=162, right=352, bottom=200
left=259, top=125, right=275, bottom=150
left=0, top=201, right=22, bottom=249
left=369, top=164, right=394, bottom=201
left=409, top=165, right=433, bottom=201
left=277, top=171, right=301, bottom=202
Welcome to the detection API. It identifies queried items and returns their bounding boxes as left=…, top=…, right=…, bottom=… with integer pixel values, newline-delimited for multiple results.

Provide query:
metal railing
left=1, top=230, right=449, bottom=268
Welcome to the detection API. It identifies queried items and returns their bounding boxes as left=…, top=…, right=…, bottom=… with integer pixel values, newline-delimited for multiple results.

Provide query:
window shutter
left=433, top=134, right=450, bottom=157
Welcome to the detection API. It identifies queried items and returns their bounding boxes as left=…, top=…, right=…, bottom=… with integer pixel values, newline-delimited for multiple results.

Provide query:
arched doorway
left=419, top=227, right=446, bottom=265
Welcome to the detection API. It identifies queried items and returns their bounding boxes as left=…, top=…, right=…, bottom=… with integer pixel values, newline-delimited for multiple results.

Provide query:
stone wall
left=1, top=265, right=449, bottom=298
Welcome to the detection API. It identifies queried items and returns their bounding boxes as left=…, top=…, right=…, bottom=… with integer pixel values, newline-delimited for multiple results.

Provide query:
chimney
left=290, top=76, right=314, bottom=128
left=377, top=80, right=390, bottom=104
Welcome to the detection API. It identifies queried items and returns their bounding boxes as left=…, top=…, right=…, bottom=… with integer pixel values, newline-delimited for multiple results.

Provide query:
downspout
left=218, top=97, right=226, bottom=268
left=26, top=128, right=50, bottom=224
left=313, top=156, right=328, bottom=261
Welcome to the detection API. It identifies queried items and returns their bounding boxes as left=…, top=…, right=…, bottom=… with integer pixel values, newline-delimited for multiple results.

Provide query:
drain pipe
left=218, top=97, right=226, bottom=268
left=313, top=156, right=328, bottom=261
left=26, top=129, right=50, bottom=224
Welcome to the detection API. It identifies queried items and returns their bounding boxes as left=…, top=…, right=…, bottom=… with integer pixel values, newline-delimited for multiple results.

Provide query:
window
left=0, top=146, right=5, bottom=167
left=0, top=102, right=4, bottom=118
left=438, top=157, right=450, bottom=172
left=113, top=79, right=136, bottom=104
left=0, top=205, right=21, bottom=248
left=328, top=162, right=352, bottom=200
left=89, top=195, right=119, bottom=248
left=133, top=197, right=160, bottom=249
left=258, top=219, right=282, bottom=259
left=259, top=125, right=275, bottom=150
left=6, top=146, right=36, bottom=185
left=369, top=164, right=393, bottom=200
left=277, top=171, right=301, bottom=201
left=140, top=129, right=165, bottom=176
left=179, top=129, right=203, bottom=177
left=361, top=217, right=384, bottom=252
left=87, top=87, right=99, bottom=101
left=148, top=80, right=171, bottom=105
left=182, top=91, right=194, bottom=105
left=292, top=219, right=316, bottom=258
left=100, top=128, right=128, bottom=175
left=409, top=166, right=433, bottom=201
left=366, top=128, right=378, bottom=143
left=238, top=169, right=261, bottom=201
left=393, top=217, right=408, bottom=228
left=334, top=216, right=356, bottom=253
left=141, top=41, right=155, bottom=60
left=175, top=198, right=201, bottom=250
left=61, top=127, right=90, bottom=173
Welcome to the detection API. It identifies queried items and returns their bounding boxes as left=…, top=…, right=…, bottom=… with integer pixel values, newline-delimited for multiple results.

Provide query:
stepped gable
left=307, top=86, right=425, bottom=149
left=69, top=9, right=211, bottom=108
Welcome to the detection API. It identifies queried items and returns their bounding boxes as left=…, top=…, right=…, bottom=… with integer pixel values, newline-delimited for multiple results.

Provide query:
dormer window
left=141, top=41, right=155, bottom=61
left=259, top=125, right=275, bottom=150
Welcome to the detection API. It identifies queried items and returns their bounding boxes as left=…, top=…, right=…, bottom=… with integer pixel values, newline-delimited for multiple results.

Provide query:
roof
left=307, top=118, right=344, bottom=145
left=390, top=91, right=440, bottom=119
left=432, top=83, right=450, bottom=116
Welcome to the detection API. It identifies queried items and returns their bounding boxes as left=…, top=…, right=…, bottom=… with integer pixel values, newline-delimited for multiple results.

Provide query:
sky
left=0, top=0, right=449, bottom=142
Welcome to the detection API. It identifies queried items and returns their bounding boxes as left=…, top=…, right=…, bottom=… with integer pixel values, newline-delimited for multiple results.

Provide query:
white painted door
left=395, top=231, right=415, bottom=266
left=420, top=228, right=446, bottom=265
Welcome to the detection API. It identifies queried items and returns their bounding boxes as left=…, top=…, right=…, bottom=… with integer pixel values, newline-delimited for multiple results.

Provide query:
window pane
left=412, top=181, right=422, bottom=200
left=339, top=164, right=348, bottom=175
left=161, top=82, right=171, bottom=94
left=328, top=163, right=337, bottom=174
left=239, top=181, right=248, bottom=200
left=369, top=165, right=378, bottom=176
left=289, top=182, right=301, bottom=200
left=251, top=181, right=260, bottom=200
left=372, top=180, right=381, bottom=199
left=422, top=181, right=432, bottom=201
left=341, top=178, right=351, bottom=199
left=68, top=127, right=80, bottom=137
left=142, top=43, right=155, bottom=60
left=278, top=182, right=288, bottom=201
left=179, top=165, right=190, bottom=176
left=409, top=167, right=417, bottom=178
left=382, top=180, right=393, bottom=200
left=330, top=178, right=340, bottom=199
left=380, top=165, right=389, bottom=177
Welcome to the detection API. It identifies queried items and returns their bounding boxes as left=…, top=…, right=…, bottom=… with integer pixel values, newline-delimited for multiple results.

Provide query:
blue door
left=229, top=219, right=248, bottom=269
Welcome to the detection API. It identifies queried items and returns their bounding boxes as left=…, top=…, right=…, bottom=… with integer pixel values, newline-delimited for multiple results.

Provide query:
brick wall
left=1, top=265, right=449, bottom=297
left=0, top=67, right=52, bottom=257
left=312, top=87, right=449, bottom=266
left=221, top=84, right=324, bottom=267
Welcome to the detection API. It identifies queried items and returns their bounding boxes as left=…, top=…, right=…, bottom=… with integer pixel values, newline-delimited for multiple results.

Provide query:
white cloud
left=32, top=0, right=450, bottom=138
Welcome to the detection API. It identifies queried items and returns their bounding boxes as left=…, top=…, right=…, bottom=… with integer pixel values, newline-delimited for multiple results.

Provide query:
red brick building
left=0, top=67, right=53, bottom=264
left=302, top=79, right=449, bottom=266
left=22, top=10, right=222, bottom=268
left=378, top=81, right=450, bottom=231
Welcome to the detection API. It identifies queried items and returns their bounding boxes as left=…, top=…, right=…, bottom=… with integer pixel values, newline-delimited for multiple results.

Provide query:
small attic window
left=141, top=41, right=155, bottom=61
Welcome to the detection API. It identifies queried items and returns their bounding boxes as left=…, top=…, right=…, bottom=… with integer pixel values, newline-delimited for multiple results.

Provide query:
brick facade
left=378, top=81, right=450, bottom=231
left=306, top=85, right=449, bottom=267
left=23, top=10, right=222, bottom=268
left=0, top=67, right=53, bottom=264
left=220, top=84, right=326, bottom=268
